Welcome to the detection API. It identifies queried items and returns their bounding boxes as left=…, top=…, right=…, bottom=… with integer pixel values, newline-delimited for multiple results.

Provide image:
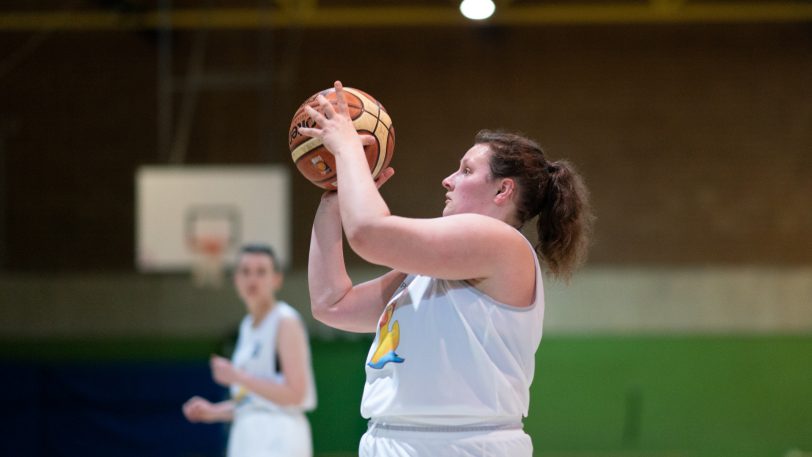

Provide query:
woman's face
left=441, top=144, right=500, bottom=217
left=234, top=253, right=281, bottom=311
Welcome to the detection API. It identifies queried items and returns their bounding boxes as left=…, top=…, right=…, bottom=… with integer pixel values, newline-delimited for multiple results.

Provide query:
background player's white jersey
left=230, top=301, right=316, bottom=413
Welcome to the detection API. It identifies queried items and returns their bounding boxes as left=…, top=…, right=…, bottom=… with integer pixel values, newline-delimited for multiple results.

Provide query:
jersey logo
left=368, top=301, right=404, bottom=369
left=232, top=386, right=250, bottom=406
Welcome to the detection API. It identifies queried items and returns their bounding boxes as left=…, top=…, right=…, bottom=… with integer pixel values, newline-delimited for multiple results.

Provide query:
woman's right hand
left=299, top=81, right=364, bottom=159
left=182, top=396, right=215, bottom=423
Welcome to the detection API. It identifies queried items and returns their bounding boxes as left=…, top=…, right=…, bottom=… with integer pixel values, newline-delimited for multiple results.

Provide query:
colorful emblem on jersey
left=368, top=301, right=404, bottom=369
left=233, top=386, right=249, bottom=406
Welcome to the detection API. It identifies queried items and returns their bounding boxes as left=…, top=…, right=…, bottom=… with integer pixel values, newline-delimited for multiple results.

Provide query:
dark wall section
left=2, top=31, right=157, bottom=270
left=1, top=24, right=810, bottom=271
left=0, top=360, right=226, bottom=457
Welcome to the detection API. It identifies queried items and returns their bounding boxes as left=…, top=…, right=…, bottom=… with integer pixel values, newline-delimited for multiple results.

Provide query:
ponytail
left=477, top=129, right=594, bottom=281
left=535, top=160, right=593, bottom=281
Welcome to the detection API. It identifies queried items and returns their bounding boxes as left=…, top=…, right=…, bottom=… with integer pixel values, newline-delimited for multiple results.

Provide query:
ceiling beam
left=0, top=3, right=811, bottom=31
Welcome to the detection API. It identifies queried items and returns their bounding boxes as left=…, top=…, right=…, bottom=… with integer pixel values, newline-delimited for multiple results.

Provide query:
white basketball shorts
left=227, top=409, right=312, bottom=457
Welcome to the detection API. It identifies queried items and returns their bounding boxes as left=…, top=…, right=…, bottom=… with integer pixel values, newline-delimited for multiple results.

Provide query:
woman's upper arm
left=312, top=269, right=407, bottom=333
left=347, top=213, right=528, bottom=282
left=276, top=318, right=311, bottom=404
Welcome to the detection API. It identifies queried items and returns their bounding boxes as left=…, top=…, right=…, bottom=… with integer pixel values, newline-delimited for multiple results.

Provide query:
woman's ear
left=273, top=271, right=284, bottom=292
left=494, top=178, right=516, bottom=204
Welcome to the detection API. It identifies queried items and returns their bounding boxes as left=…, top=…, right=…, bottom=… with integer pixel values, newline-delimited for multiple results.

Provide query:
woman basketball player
left=182, top=244, right=316, bottom=457
left=301, top=81, right=593, bottom=457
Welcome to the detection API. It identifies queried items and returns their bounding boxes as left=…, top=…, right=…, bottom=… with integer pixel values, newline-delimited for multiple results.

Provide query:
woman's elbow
left=310, top=304, right=330, bottom=326
left=281, top=385, right=308, bottom=406
left=310, top=287, right=348, bottom=325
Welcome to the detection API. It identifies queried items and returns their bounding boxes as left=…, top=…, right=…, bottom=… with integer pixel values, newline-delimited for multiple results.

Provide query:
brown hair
left=476, top=130, right=594, bottom=281
left=237, top=244, right=281, bottom=273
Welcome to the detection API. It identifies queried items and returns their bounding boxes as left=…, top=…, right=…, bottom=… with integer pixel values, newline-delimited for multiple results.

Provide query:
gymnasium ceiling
left=1, top=0, right=811, bottom=30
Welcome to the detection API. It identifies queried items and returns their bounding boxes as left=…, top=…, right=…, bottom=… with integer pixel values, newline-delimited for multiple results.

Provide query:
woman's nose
left=442, top=173, right=454, bottom=190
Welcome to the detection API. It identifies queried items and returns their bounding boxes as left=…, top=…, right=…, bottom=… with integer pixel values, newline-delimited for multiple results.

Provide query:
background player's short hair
left=237, top=244, right=281, bottom=272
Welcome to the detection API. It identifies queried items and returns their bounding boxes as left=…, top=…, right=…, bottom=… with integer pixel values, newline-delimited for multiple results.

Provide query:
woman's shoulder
left=275, top=301, right=308, bottom=325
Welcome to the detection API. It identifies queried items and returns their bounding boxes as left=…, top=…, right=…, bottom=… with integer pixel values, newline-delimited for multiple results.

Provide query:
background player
left=183, top=244, right=316, bottom=457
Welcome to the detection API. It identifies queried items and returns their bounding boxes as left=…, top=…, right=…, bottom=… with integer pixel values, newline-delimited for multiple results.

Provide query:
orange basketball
left=288, top=86, right=395, bottom=190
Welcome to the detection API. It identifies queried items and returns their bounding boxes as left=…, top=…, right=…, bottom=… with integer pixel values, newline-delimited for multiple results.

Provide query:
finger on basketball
left=297, top=126, right=320, bottom=138
left=334, top=81, right=349, bottom=115
left=375, top=167, right=395, bottom=189
left=304, top=105, right=326, bottom=125
left=316, top=94, right=336, bottom=119
left=359, top=134, right=376, bottom=146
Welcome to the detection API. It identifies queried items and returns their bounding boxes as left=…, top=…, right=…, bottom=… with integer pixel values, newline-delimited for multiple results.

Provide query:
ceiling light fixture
left=459, top=0, right=496, bottom=21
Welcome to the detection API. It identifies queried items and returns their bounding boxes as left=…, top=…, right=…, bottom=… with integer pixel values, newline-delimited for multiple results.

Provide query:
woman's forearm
left=236, top=373, right=306, bottom=407
left=308, top=194, right=354, bottom=319
left=333, top=147, right=392, bottom=255
left=210, top=400, right=236, bottom=422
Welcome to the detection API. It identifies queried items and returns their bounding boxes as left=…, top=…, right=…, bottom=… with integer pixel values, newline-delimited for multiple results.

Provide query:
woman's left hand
left=210, top=355, right=241, bottom=386
left=374, top=167, right=395, bottom=189
left=298, top=80, right=365, bottom=157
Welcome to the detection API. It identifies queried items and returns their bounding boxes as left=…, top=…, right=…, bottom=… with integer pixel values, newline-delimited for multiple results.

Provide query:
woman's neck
left=249, top=298, right=277, bottom=327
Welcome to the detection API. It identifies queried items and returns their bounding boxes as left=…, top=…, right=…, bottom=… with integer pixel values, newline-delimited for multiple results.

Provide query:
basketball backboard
left=136, top=166, right=290, bottom=276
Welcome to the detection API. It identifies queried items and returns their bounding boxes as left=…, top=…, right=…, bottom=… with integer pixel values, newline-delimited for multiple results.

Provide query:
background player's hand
left=182, top=396, right=216, bottom=423
left=210, top=355, right=241, bottom=386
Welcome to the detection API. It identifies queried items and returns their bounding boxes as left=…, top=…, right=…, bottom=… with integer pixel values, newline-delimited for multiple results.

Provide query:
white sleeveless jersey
left=360, top=245, right=545, bottom=425
left=230, top=301, right=316, bottom=413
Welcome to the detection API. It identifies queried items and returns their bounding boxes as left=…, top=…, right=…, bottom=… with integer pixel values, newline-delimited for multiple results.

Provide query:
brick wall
left=1, top=24, right=810, bottom=270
